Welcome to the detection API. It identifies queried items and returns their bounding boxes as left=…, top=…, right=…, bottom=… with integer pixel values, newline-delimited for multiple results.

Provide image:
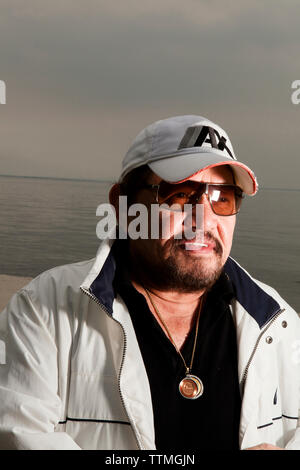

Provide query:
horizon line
left=0, top=173, right=299, bottom=192
left=0, top=173, right=114, bottom=183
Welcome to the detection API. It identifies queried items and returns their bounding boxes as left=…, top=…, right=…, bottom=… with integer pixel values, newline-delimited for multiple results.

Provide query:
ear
left=109, top=183, right=121, bottom=222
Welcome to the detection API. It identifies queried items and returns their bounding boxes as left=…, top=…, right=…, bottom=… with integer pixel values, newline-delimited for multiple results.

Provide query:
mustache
left=172, top=231, right=223, bottom=256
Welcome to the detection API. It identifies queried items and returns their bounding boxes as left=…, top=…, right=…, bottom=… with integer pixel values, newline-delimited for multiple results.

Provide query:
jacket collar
left=224, top=257, right=281, bottom=328
left=89, top=248, right=116, bottom=315
left=83, top=239, right=281, bottom=329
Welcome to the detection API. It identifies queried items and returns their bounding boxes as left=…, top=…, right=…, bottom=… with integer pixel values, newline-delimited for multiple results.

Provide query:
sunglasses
left=143, top=181, right=244, bottom=216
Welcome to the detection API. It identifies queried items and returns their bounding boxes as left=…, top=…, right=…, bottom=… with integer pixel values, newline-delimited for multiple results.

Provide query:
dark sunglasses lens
left=157, top=181, right=204, bottom=207
left=208, top=185, right=242, bottom=215
left=157, top=182, right=243, bottom=215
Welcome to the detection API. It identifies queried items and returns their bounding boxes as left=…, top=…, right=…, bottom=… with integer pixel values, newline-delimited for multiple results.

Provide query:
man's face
left=127, top=166, right=237, bottom=292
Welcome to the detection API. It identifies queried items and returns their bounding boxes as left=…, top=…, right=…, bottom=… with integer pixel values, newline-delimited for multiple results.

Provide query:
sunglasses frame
left=143, top=182, right=244, bottom=216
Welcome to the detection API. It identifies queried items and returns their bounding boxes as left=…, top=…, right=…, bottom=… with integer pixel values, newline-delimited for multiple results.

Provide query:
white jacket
left=0, top=237, right=299, bottom=450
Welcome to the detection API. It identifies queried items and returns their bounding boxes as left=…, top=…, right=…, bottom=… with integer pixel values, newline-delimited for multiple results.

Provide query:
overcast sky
left=1, top=0, right=300, bottom=188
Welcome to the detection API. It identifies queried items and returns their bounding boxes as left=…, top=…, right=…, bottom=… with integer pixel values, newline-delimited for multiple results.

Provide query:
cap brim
left=148, top=151, right=258, bottom=196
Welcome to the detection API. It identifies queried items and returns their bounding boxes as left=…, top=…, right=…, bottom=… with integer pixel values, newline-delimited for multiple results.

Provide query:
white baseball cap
left=121, top=115, right=258, bottom=195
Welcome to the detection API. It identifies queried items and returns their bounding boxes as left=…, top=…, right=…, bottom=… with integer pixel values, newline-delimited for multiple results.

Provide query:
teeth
left=188, top=242, right=208, bottom=246
left=185, top=243, right=208, bottom=250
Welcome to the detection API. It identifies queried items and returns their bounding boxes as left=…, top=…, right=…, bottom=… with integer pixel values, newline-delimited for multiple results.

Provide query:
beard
left=129, top=232, right=224, bottom=293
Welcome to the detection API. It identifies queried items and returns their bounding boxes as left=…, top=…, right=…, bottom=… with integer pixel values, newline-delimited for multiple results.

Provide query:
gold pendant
left=179, top=374, right=204, bottom=399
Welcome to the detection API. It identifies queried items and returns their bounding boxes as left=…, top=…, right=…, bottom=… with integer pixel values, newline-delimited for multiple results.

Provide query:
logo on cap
left=178, top=125, right=234, bottom=159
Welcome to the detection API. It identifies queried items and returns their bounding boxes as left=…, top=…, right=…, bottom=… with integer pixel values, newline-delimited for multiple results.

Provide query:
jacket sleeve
left=285, top=428, right=300, bottom=450
left=282, top=309, right=300, bottom=450
left=0, top=286, right=81, bottom=450
left=285, top=333, right=300, bottom=450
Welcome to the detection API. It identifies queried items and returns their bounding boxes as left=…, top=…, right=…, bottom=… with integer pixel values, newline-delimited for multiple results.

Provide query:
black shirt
left=113, top=245, right=241, bottom=451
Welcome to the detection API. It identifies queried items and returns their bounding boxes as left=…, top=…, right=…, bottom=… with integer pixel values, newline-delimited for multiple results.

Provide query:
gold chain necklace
left=144, top=288, right=204, bottom=400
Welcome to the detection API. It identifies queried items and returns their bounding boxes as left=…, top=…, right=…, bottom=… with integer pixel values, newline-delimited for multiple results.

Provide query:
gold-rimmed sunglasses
left=143, top=181, right=244, bottom=216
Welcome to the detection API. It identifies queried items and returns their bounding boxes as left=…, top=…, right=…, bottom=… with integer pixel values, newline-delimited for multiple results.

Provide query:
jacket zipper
left=80, top=286, right=142, bottom=450
left=240, top=308, right=286, bottom=391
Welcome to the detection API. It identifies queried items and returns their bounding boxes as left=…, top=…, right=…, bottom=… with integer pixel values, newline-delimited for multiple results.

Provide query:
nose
left=191, top=194, right=219, bottom=232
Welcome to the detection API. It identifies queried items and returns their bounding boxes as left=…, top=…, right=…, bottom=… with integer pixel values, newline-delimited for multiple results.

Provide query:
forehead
left=149, top=165, right=234, bottom=185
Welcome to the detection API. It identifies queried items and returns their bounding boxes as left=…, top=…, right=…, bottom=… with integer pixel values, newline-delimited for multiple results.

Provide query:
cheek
left=158, top=209, right=186, bottom=240
left=133, top=210, right=185, bottom=257
left=219, top=217, right=236, bottom=256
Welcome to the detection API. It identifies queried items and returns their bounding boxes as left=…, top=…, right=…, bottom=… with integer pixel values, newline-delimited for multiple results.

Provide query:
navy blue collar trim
left=90, top=250, right=281, bottom=329
left=224, top=257, right=281, bottom=328
left=90, top=250, right=116, bottom=315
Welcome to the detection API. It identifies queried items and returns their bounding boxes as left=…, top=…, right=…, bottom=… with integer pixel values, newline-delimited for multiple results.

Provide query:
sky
left=1, top=0, right=300, bottom=188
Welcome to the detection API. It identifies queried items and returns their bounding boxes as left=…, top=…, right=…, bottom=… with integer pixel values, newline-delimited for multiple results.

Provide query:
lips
left=177, top=235, right=221, bottom=254
left=182, top=241, right=212, bottom=252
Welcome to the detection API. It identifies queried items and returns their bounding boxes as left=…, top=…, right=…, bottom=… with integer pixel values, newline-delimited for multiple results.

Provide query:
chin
left=163, top=256, right=224, bottom=292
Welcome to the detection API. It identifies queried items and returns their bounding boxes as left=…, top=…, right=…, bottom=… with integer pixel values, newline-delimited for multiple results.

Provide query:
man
left=0, top=115, right=299, bottom=450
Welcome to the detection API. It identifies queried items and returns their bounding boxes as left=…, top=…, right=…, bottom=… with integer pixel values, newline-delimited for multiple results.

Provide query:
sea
left=0, top=175, right=299, bottom=311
